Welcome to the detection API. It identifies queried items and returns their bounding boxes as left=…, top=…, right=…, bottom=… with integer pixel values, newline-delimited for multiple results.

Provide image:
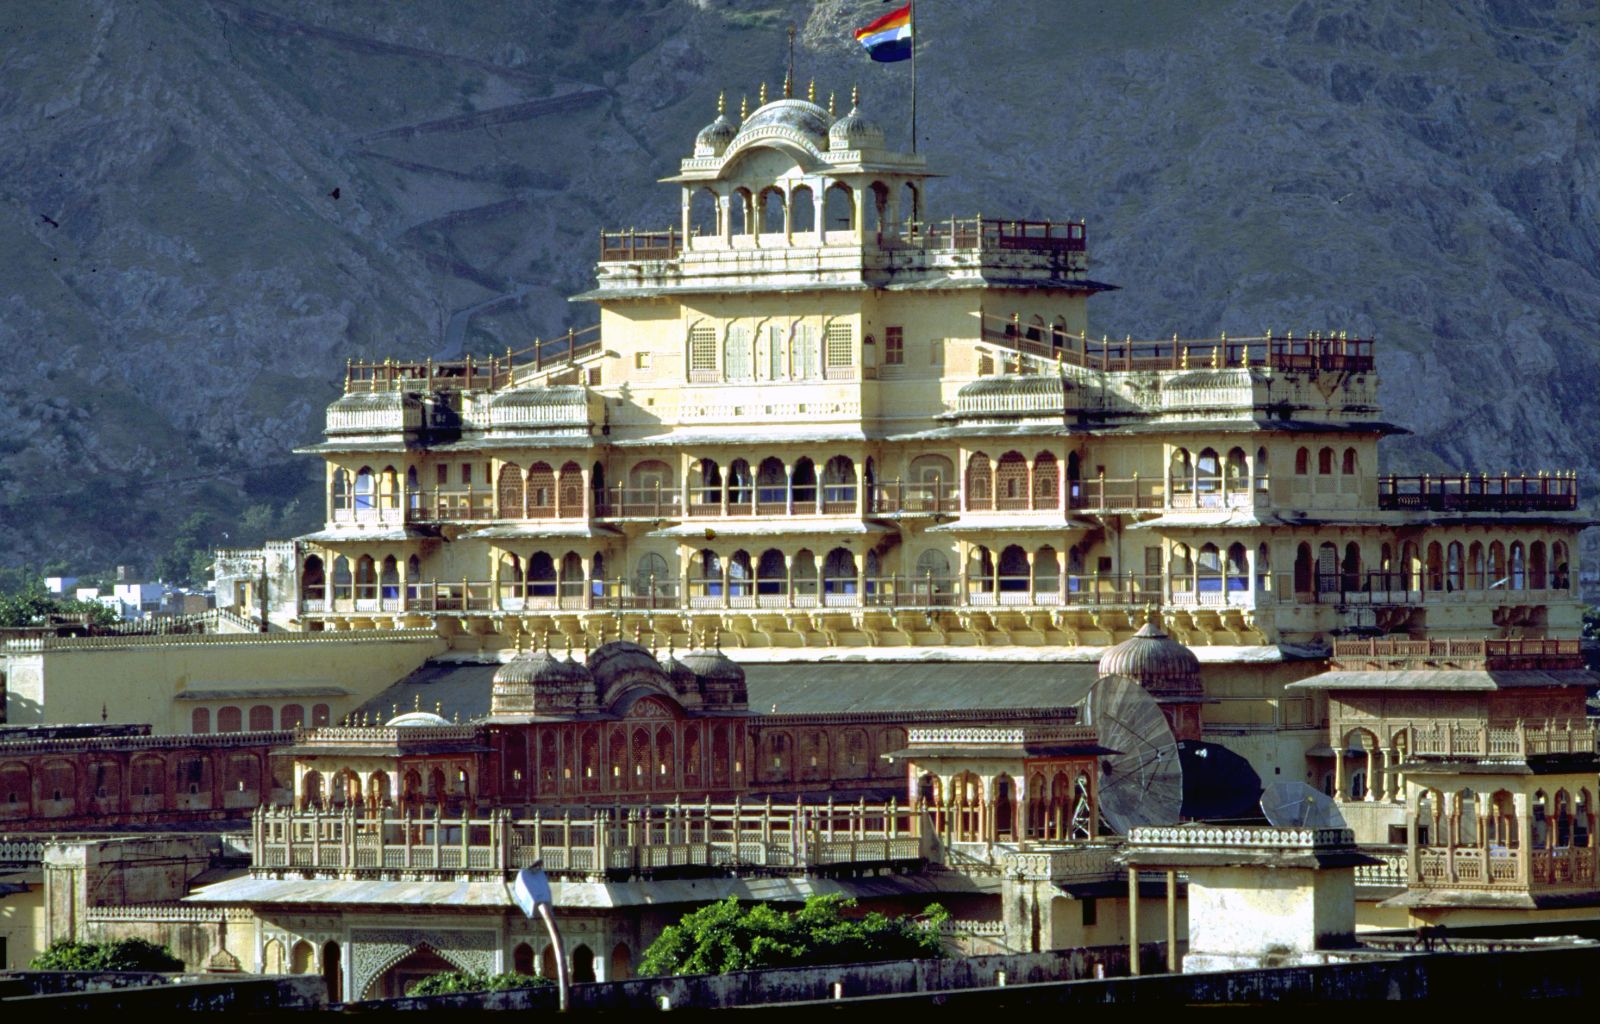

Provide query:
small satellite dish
left=1085, top=674, right=1183, bottom=834
left=1259, top=781, right=1346, bottom=829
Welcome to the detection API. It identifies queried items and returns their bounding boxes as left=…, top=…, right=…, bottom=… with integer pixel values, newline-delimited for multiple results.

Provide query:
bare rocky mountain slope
left=1, top=0, right=1595, bottom=570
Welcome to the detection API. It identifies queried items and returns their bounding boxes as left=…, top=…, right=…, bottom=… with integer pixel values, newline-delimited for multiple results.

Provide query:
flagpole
left=909, top=0, right=917, bottom=153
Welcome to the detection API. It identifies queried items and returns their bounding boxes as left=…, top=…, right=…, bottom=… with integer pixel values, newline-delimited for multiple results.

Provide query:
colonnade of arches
left=302, top=553, right=420, bottom=608
left=684, top=178, right=921, bottom=246
left=0, top=749, right=273, bottom=820
left=684, top=545, right=879, bottom=605
left=1291, top=538, right=1572, bottom=598
left=297, top=763, right=476, bottom=815
left=1411, top=785, right=1596, bottom=888
left=1167, top=446, right=1270, bottom=506
left=688, top=454, right=866, bottom=515
left=191, top=703, right=331, bottom=734
left=916, top=767, right=1094, bottom=845
left=496, top=721, right=746, bottom=799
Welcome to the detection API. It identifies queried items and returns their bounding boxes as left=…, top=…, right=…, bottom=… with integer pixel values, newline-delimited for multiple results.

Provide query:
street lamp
left=512, top=861, right=569, bottom=1011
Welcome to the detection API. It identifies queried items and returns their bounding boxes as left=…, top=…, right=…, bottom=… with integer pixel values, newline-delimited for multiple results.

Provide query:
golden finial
left=634, top=620, right=644, bottom=644
left=851, top=84, right=859, bottom=109
left=414, top=693, right=421, bottom=710
left=759, top=81, right=767, bottom=104
left=435, top=701, right=442, bottom=716
left=783, top=70, right=792, bottom=99
left=807, top=79, right=815, bottom=103
left=740, top=94, right=748, bottom=120
left=564, top=633, right=573, bottom=657
left=828, top=91, right=836, bottom=116
left=717, top=90, right=725, bottom=116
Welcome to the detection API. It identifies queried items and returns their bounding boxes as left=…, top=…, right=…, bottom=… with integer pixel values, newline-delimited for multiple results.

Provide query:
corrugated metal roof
left=1287, top=669, right=1597, bottom=692
left=745, top=662, right=1095, bottom=714
left=353, top=659, right=1095, bottom=724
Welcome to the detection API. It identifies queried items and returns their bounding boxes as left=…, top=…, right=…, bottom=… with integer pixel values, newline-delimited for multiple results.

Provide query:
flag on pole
left=855, top=3, right=912, bottom=62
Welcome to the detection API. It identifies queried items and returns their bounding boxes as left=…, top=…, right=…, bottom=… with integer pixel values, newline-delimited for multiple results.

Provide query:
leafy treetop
left=30, top=938, right=185, bottom=972
left=639, top=894, right=948, bottom=977
left=406, top=970, right=549, bottom=996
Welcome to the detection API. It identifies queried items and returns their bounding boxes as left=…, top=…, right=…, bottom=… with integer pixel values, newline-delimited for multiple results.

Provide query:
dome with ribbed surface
left=695, top=113, right=738, bottom=156
left=829, top=105, right=884, bottom=151
left=680, top=648, right=748, bottom=710
left=1097, top=619, right=1203, bottom=701
left=491, top=646, right=594, bottom=717
left=385, top=711, right=451, bottom=727
left=737, top=98, right=830, bottom=145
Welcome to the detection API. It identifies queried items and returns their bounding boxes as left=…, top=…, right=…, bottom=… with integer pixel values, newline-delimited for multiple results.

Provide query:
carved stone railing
left=251, top=799, right=924, bottom=880
left=1127, top=825, right=1354, bottom=850
left=0, top=840, right=45, bottom=865
left=908, top=724, right=1091, bottom=747
left=2, top=629, right=439, bottom=653
left=999, top=842, right=1122, bottom=882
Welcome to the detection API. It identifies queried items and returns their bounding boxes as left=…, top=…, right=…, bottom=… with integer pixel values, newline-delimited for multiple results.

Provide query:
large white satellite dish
left=1085, top=674, right=1184, bottom=834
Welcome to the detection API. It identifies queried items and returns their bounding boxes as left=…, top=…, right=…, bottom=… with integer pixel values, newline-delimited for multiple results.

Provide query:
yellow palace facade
left=292, top=91, right=1583, bottom=672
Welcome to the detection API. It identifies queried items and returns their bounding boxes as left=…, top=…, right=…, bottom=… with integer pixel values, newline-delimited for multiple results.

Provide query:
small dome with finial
left=829, top=87, right=884, bottom=151
left=679, top=628, right=748, bottom=710
left=385, top=710, right=451, bottom=727
left=1097, top=614, right=1203, bottom=701
left=694, top=92, right=737, bottom=157
left=491, top=634, right=594, bottom=718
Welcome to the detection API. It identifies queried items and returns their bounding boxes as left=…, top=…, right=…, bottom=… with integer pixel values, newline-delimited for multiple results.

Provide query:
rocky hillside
left=1, top=0, right=1595, bottom=571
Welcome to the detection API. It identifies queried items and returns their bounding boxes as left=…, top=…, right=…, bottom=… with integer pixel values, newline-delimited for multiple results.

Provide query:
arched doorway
left=572, top=944, right=596, bottom=983
left=609, top=942, right=632, bottom=981
left=322, top=940, right=343, bottom=1002
left=365, top=946, right=455, bottom=1000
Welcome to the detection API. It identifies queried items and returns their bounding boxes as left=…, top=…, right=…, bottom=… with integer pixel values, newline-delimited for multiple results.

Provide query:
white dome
left=385, top=710, right=451, bottom=727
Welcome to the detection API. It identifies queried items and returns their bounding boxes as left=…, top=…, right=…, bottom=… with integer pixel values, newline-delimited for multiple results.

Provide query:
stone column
left=1515, top=791, right=1532, bottom=885
left=1127, top=868, right=1141, bottom=975
left=784, top=463, right=795, bottom=516
left=680, top=186, right=691, bottom=247
left=1333, top=741, right=1346, bottom=803
left=719, top=192, right=732, bottom=245
left=1364, top=743, right=1376, bottom=802
left=1166, top=869, right=1179, bottom=973
left=812, top=186, right=825, bottom=242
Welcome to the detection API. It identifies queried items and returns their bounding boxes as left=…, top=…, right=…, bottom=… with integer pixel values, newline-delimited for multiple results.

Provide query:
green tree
left=406, top=970, right=548, bottom=996
left=639, top=895, right=948, bottom=977
left=31, top=938, right=185, bottom=972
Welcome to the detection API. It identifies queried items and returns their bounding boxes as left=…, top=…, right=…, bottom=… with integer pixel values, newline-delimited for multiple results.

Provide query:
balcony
left=977, top=318, right=1375, bottom=375
left=1291, top=572, right=1576, bottom=607
left=1403, top=720, right=1596, bottom=759
left=251, top=800, right=922, bottom=881
left=1415, top=844, right=1597, bottom=891
left=1331, top=637, right=1584, bottom=672
left=1377, top=473, right=1579, bottom=513
left=342, top=324, right=602, bottom=394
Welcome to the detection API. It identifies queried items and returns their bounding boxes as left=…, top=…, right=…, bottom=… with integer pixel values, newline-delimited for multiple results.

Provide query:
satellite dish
left=1178, top=740, right=1263, bottom=821
left=1085, top=674, right=1183, bottom=834
left=1259, top=781, right=1346, bottom=829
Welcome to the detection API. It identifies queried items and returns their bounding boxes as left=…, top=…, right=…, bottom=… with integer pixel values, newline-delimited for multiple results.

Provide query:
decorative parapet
left=1354, top=846, right=1408, bottom=889
left=0, top=840, right=45, bottom=865
left=2, top=628, right=441, bottom=653
left=907, top=724, right=1092, bottom=747
left=1127, top=825, right=1355, bottom=850
left=293, top=724, right=480, bottom=746
left=0, top=730, right=291, bottom=755
left=84, top=904, right=256, bottom=923
left=999, top=842, right=1122, bottom=882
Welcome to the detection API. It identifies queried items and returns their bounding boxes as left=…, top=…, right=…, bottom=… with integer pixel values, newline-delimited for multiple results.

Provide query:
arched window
left=528, top=552, right=557, bottom=599
left=1426, top=542, right=1444, bottom=592
left=728, top=550, right=753, bottom=597
left=1341, top=447, right=1357, bottom=475
left=1256, top=542, right=1271, bottom=593
left=1169, top=448, right=1193, bottom=494
left=693, top=459, right=723, bottom=512
left=1196, top=448, right=1221, bottom=495
left=789, top=324, right=819, bottom=380
left=380, top=466, right=399, bottom=509
left=354, top=555, right=376, bottom=601
left=635, top=552, right=670, bottom=598
left=1447, top=541, right=1464, bottom=592
left=1196, top=543, right=1222, bottom=593
left=1488, top=541, right=1507, bottom=589
left=527, top=463, right=555, bottom=516
left=822, top=456, right=857, bottom=511
left=249, top=705, right=273, bottom=731
left=354, top=467, right=375, bottom=510
left=790, top=184, right=815, bottom=233
left=281, top=704, right=305, bottom=730
left=791, top=550, right=818, bottom=597
left=380, top=555, right=399, bottom=601
left=217, top=706, right=242, bottom=733
left=1293, top=542, right=1313, bottom=595
left=1468, top=541, right=1486, bottom=589
left=1034, top=545, right=1060, bottom=594
left=191, top=708, right=211, bottom=734
left=759, top=186, right=785, bottom=234
left=822, top=548, right=857, bottom=596
left=332, top=556, right=352, bottom=601
left=1316, top=542, right=1338, bottom=594
left=497, top=463, right=524, bottom=519
left=1226, top=543, right=1249, bottom=592
left=1343, top=542, right=1362, bottom=593
left=756, top=549, right=787, bottom=596
left=824, top=182, right=854, bottom=233
left=998, top=545, right=1030, bottom=593
left=1530, top=540, right=1547, bottom=590
left=726, top=459, right=753, bottom=510
left=915, top=549, right=951, bottom=597
left=302, top=556, right=325, bottom=604
left=405, top=466, right=420, bottom=511
left=1509, top=541, right=1525, bottom=589
left=332, top=468, right=350, bottom=512
left=689, top=186, right=718, bottom=238
left=1032, top=452, right=1058, bottom=509
left=557, top=461, right=583, bottom=518
left=732, top=187, right=753, bottom=235
left=1171, top=543, right=1193, bottom=592
left=1225, top=448, right=1247, bottom=493
left=724, top=325, right=752, bottom=381
left=791, top=457, right=818, bottom=510
left=1317, top=448, right=1334, bottom=475
left=1256, top=447, right=1270, bottom=492
left=968, top=545, right=996, bottom=594
left=756, top=457, right=787, bottom=510
left=995, top=452, right=1028, bottom=509
left=966, top=453, right=993, bottom=510
left=1553, top=541, right=1571, bottom=590
left=1295, top=448, right=1310, bottom=475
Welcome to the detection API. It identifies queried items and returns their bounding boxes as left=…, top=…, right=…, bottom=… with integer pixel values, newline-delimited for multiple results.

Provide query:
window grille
left=688, top=325, right=717, bottom=380
left=884, top=326, right=904, bottom=365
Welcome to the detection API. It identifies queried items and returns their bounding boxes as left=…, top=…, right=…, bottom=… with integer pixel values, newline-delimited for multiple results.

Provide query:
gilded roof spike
left=807, top=79, right=815, bottom=103
left=828, top=91, right=836, bottom=116
left=740, top=94, right=748, bottom=120
left=759, top=81, right=767, bottom=104
left=851, top=84, right=859, bottom=108
left=783, top=71, right=792, bottom=98
left=717, top=90, right=725, bottom=115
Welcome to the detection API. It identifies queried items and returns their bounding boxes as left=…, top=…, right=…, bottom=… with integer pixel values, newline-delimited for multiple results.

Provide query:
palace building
left=3, top=85, right=1594, bottom=992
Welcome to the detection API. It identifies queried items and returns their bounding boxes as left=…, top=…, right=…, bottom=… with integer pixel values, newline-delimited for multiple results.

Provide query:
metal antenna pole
left=536, top=902, right=570, bottom=1012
